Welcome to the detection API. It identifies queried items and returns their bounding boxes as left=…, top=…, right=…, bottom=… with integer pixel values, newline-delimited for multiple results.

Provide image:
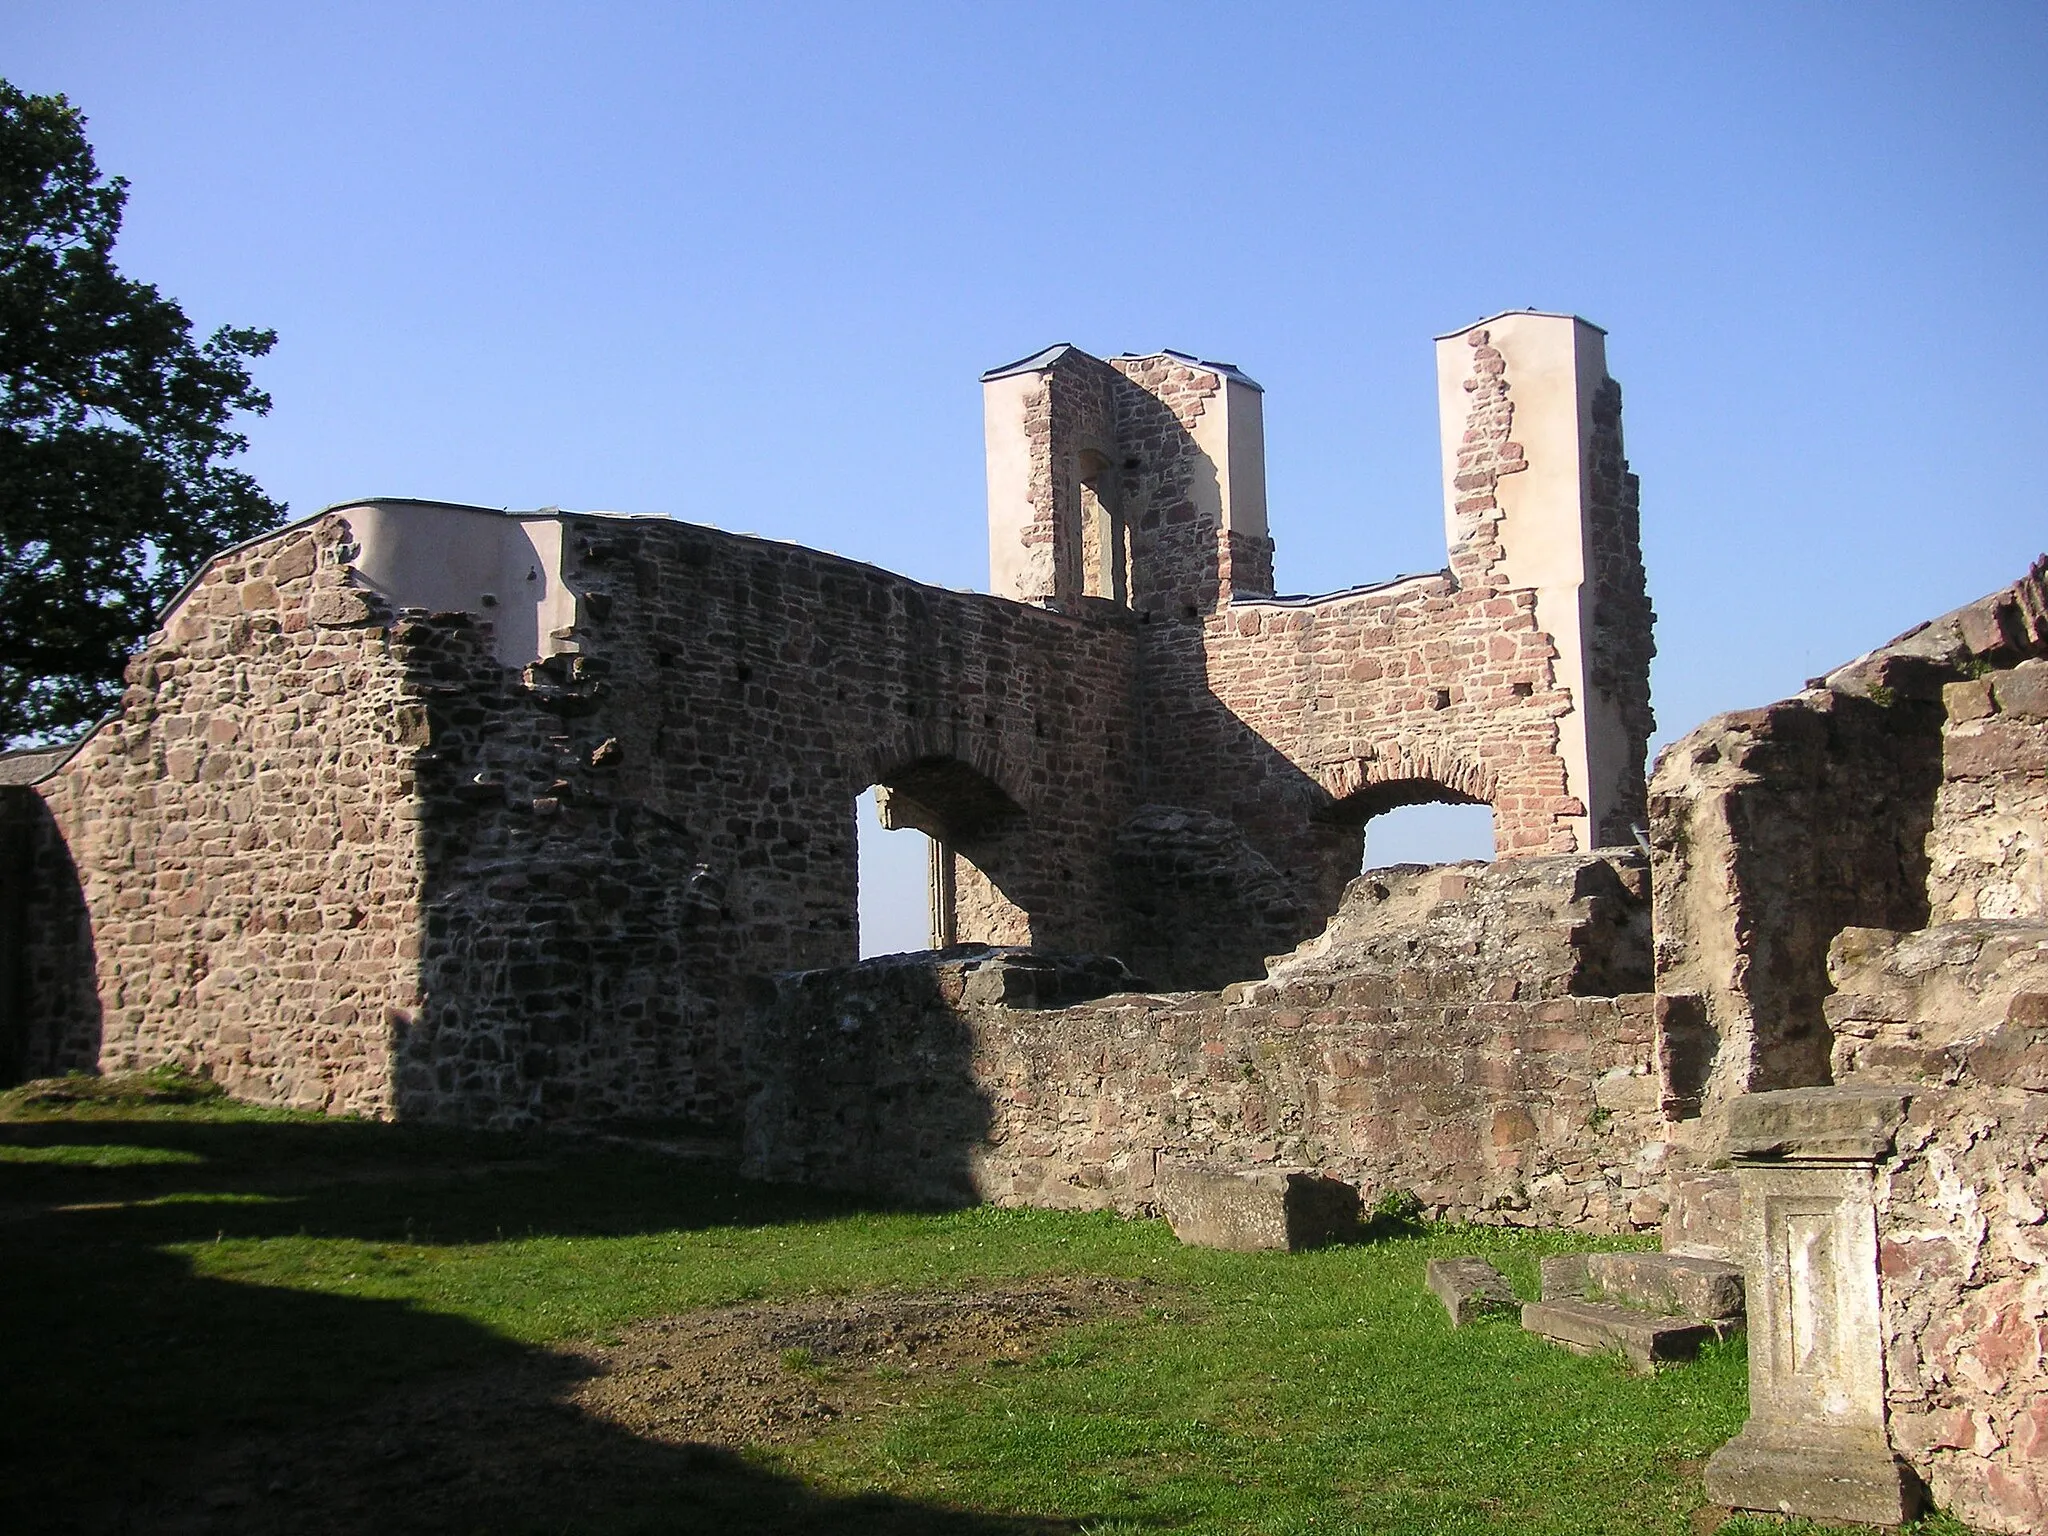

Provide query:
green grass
left=0, top=1076, right=1976, bottom=1534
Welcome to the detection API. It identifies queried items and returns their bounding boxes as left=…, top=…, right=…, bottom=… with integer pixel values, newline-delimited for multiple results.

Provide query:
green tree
left=0, top=80, right=283, bottom=746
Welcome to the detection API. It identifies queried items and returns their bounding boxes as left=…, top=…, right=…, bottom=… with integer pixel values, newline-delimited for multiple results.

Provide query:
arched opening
left=853, top=755, right=1033, bottom=958
left=1363, top=801, right=1496, bottom=869
left=1344, top=779, right=1494, bottom=872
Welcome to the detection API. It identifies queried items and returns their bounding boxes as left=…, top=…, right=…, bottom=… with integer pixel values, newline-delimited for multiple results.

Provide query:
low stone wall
left=742, top=950, right=1671, bottom=1230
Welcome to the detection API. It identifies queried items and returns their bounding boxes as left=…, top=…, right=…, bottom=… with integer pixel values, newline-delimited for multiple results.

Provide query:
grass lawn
left=0, top=1071, right=1974, bottom=1534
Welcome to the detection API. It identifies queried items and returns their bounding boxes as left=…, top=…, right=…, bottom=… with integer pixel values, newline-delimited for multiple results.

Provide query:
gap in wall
left=1363, top=802, right=1495, bottom=869
left=856, top=791, right=933, bottom=957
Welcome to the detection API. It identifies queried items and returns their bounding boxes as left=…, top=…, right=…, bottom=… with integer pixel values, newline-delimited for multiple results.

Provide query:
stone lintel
left=1703, top=1427, right=1920, bottom=1528
left=1725, top=1086, right=1911, bottom=1163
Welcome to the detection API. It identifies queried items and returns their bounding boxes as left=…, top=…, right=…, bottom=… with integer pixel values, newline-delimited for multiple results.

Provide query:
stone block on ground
left=1520, top=1298, right=1718, bottom=1373
left=1426, top=1257, right=1519, bottom=1326
left=1703, top=1427, right=1920, bottom=1528
left=1538, top=1252, right=1590, bottom=1301
left=1155, top=1162, right=1360, bottom=1252
left=1586, top=1251, right=1744, bottom=1320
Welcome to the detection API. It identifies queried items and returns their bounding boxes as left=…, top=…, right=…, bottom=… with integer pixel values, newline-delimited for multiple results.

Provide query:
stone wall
left=1648, top=558, right=2048, bottom=1125
left=5, top=320, right=1660, bottom=1122
left=5, top=519, right=423, bottom=1112
left=1819, top=923, right=2048, bottom=1533
left=5, top=507, right=1143, bottom=1125
left=1930, top=657, right=2048, bottom=923
left=743, top=855, right=1677, bottom=1230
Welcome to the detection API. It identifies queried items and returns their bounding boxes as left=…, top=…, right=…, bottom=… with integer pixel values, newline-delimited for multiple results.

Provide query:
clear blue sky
left=12, top=3, right=2046, bottom=947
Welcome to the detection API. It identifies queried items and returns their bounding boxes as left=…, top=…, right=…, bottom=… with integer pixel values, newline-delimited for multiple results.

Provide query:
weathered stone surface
left=1538, top=1252, right=1590, bottom=1301
left=1703, top=1428, right=1919, bottom=1527
left=1426, top=1257, right=1519, bottom=1325
left=1929, top=657, right=2048, bottom=923
left=1519, top=1298, right=1716, bottom=1372
left=1650, top=557, right=2048, bottom=1134
left=1660, top=1166, right=1741, bottom=1260
left=741, top=949, right=1672, bottom=1231
left=1585, top=1251, right=1743, bottom=1320
left=1155, top=1163, right=1360, bottom=1252
left=1248, top=851, right=1650, bottom=1005
left=1827, top=921, right=2048, bottom=1084
left=1724, top=1086, right=1909, bottom=1162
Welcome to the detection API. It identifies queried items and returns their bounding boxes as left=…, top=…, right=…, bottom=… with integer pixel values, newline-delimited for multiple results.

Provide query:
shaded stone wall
left=1585, top=376, right=1657, bottom=847
left=12, top=507, right=1142, bottom=1124
left=743, top=855, right=1676, bottom=1230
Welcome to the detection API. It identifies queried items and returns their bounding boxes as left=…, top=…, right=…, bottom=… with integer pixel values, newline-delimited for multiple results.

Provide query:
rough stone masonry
left=0, top=311, right=1652, bottom=1126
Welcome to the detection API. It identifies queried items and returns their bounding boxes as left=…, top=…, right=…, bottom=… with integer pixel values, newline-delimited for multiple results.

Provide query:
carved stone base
left=1705, top=1425, right=1920, bottom=1527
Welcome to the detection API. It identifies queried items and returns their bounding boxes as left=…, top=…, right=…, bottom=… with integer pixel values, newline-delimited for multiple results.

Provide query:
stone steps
left=1541, top=1250, right=1746, bottom=1319
left=1520, top=1299, right=1722, bottom=1373
left=1427, top=1248, right=1745, bottom=1373
left=1526, top=1249, right=1745, bottom=1373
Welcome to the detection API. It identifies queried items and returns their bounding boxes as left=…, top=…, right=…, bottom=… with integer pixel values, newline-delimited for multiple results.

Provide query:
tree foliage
left=0, top=80, right=284, bottom=746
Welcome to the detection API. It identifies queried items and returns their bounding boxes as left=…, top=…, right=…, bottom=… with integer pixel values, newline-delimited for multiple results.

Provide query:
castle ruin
left=5, top=311, right=2047, bottom=1530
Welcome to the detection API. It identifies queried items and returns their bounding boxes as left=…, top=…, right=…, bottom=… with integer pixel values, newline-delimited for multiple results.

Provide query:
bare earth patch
left=570, top=1274, right=1154, bottom=1447
left=154, top=1275, right=1158, bottom=1535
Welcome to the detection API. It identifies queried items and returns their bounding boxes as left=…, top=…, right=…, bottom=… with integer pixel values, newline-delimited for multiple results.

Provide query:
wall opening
left=856, top=755, right=1034, bottom=958
left=855, top=791, right=934, bottom=958
left=1363, top=800, right=1495, bottom=869
left=1077, top=449, right=1126, bottom=603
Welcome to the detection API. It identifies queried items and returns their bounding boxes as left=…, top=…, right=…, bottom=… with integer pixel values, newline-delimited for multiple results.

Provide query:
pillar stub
left=1703, top=1087, right=1922, bottom=1527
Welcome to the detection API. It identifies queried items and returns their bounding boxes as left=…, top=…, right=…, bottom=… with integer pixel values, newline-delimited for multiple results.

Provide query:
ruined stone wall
left=12, top=505, right=1142, bottom=1124
left=1115, top=575, right=1586, bottom=984
left=744, top=855, right=1676, bottom=1229
left=1821, top=923, right=2048, bottom=1534
left=743, top=956, right=1668, bottom=1229
left=1649, top=558, right=2048, bottom=1125
left=18, top=518, right=423, bottom=1113
left=1585, top=376, right=1657, bottom=846
left=1930, top=657, right=2048, bottom=922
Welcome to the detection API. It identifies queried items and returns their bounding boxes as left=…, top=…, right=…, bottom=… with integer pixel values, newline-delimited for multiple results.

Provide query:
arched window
left=1362, top=800, right=1495, bottom=869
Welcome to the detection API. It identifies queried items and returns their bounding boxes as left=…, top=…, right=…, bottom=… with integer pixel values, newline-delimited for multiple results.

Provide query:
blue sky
left=11, top=3, right=2046, bottom=948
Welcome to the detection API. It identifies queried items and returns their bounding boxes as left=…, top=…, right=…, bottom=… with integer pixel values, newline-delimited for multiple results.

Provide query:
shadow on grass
left=0, top=1113, right=1084, bottom=1534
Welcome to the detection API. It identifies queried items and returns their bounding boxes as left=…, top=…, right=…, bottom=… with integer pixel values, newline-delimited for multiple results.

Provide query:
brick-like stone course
left=14, top=521, right=422, bottom=1113
left=1929, top=657, right=2048, bottom=922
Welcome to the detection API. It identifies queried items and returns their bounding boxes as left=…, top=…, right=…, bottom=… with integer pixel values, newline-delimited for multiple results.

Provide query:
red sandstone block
left=1946, top=720, right=2048, bottom=779
left=1994, top=664, right=2048, bottom=720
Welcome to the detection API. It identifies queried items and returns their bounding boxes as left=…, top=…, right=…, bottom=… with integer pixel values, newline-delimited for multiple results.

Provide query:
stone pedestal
left=1703, top=1088, right=1921, bottom=1526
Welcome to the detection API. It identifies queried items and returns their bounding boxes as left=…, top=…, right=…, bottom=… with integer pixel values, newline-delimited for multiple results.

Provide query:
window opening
left=1362, top=801, right=1495, bottom=870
